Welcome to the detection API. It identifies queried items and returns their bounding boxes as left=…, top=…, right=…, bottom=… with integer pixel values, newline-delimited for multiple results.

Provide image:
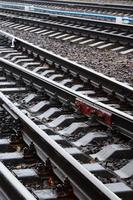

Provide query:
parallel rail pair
left=0, top=30, right=132, bottom=199
left=0, top=0, right=133, bottom=14
left=0, top=7, right=132, bottom=49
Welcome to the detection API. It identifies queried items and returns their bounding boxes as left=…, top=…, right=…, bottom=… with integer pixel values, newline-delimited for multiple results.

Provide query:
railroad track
left=0, top=0, right=133, bottom=17
left=0, top=7, right=133, bottom=54
left=0, top=30, right=133, bottom=129
left=0, top=35, right=118, bottom=200
left=0, top=91, right=104, bottom=200
left=0, top=31, right=132, bottom=199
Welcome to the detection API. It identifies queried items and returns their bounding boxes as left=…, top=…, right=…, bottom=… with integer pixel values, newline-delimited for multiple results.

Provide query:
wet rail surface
left=0, top=7, right=132, bottom=54
left=0, top=32, right=132, bottom=199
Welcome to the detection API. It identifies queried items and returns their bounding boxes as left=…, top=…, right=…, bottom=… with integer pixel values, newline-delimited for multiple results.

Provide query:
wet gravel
left=0, top=25, right=133, bottom=86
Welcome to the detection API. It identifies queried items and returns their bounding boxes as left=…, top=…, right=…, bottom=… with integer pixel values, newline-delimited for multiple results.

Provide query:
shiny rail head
left=0, top=30, right=132, bottom=93
left=0, top=91, right=121, bottom=200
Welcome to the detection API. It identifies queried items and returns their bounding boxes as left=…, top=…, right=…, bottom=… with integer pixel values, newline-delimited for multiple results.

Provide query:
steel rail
left=0, top=91, right=121, bottom=200
left=1, top=30, right=131, bottom=97
left=0, top=0, right=133, bottom=13
left=0, top=12, right=132, bottom=47
left=44, top=0, right=133, bottom=8
left=15, top=18, right=132, bottom=45
left=0, top=7, right=132, bottom=33
left=0, top=55, right=133, bottom=137
left=0, top=30, right=132, bottom=135
left=0, top=162, right=37, bottom=200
